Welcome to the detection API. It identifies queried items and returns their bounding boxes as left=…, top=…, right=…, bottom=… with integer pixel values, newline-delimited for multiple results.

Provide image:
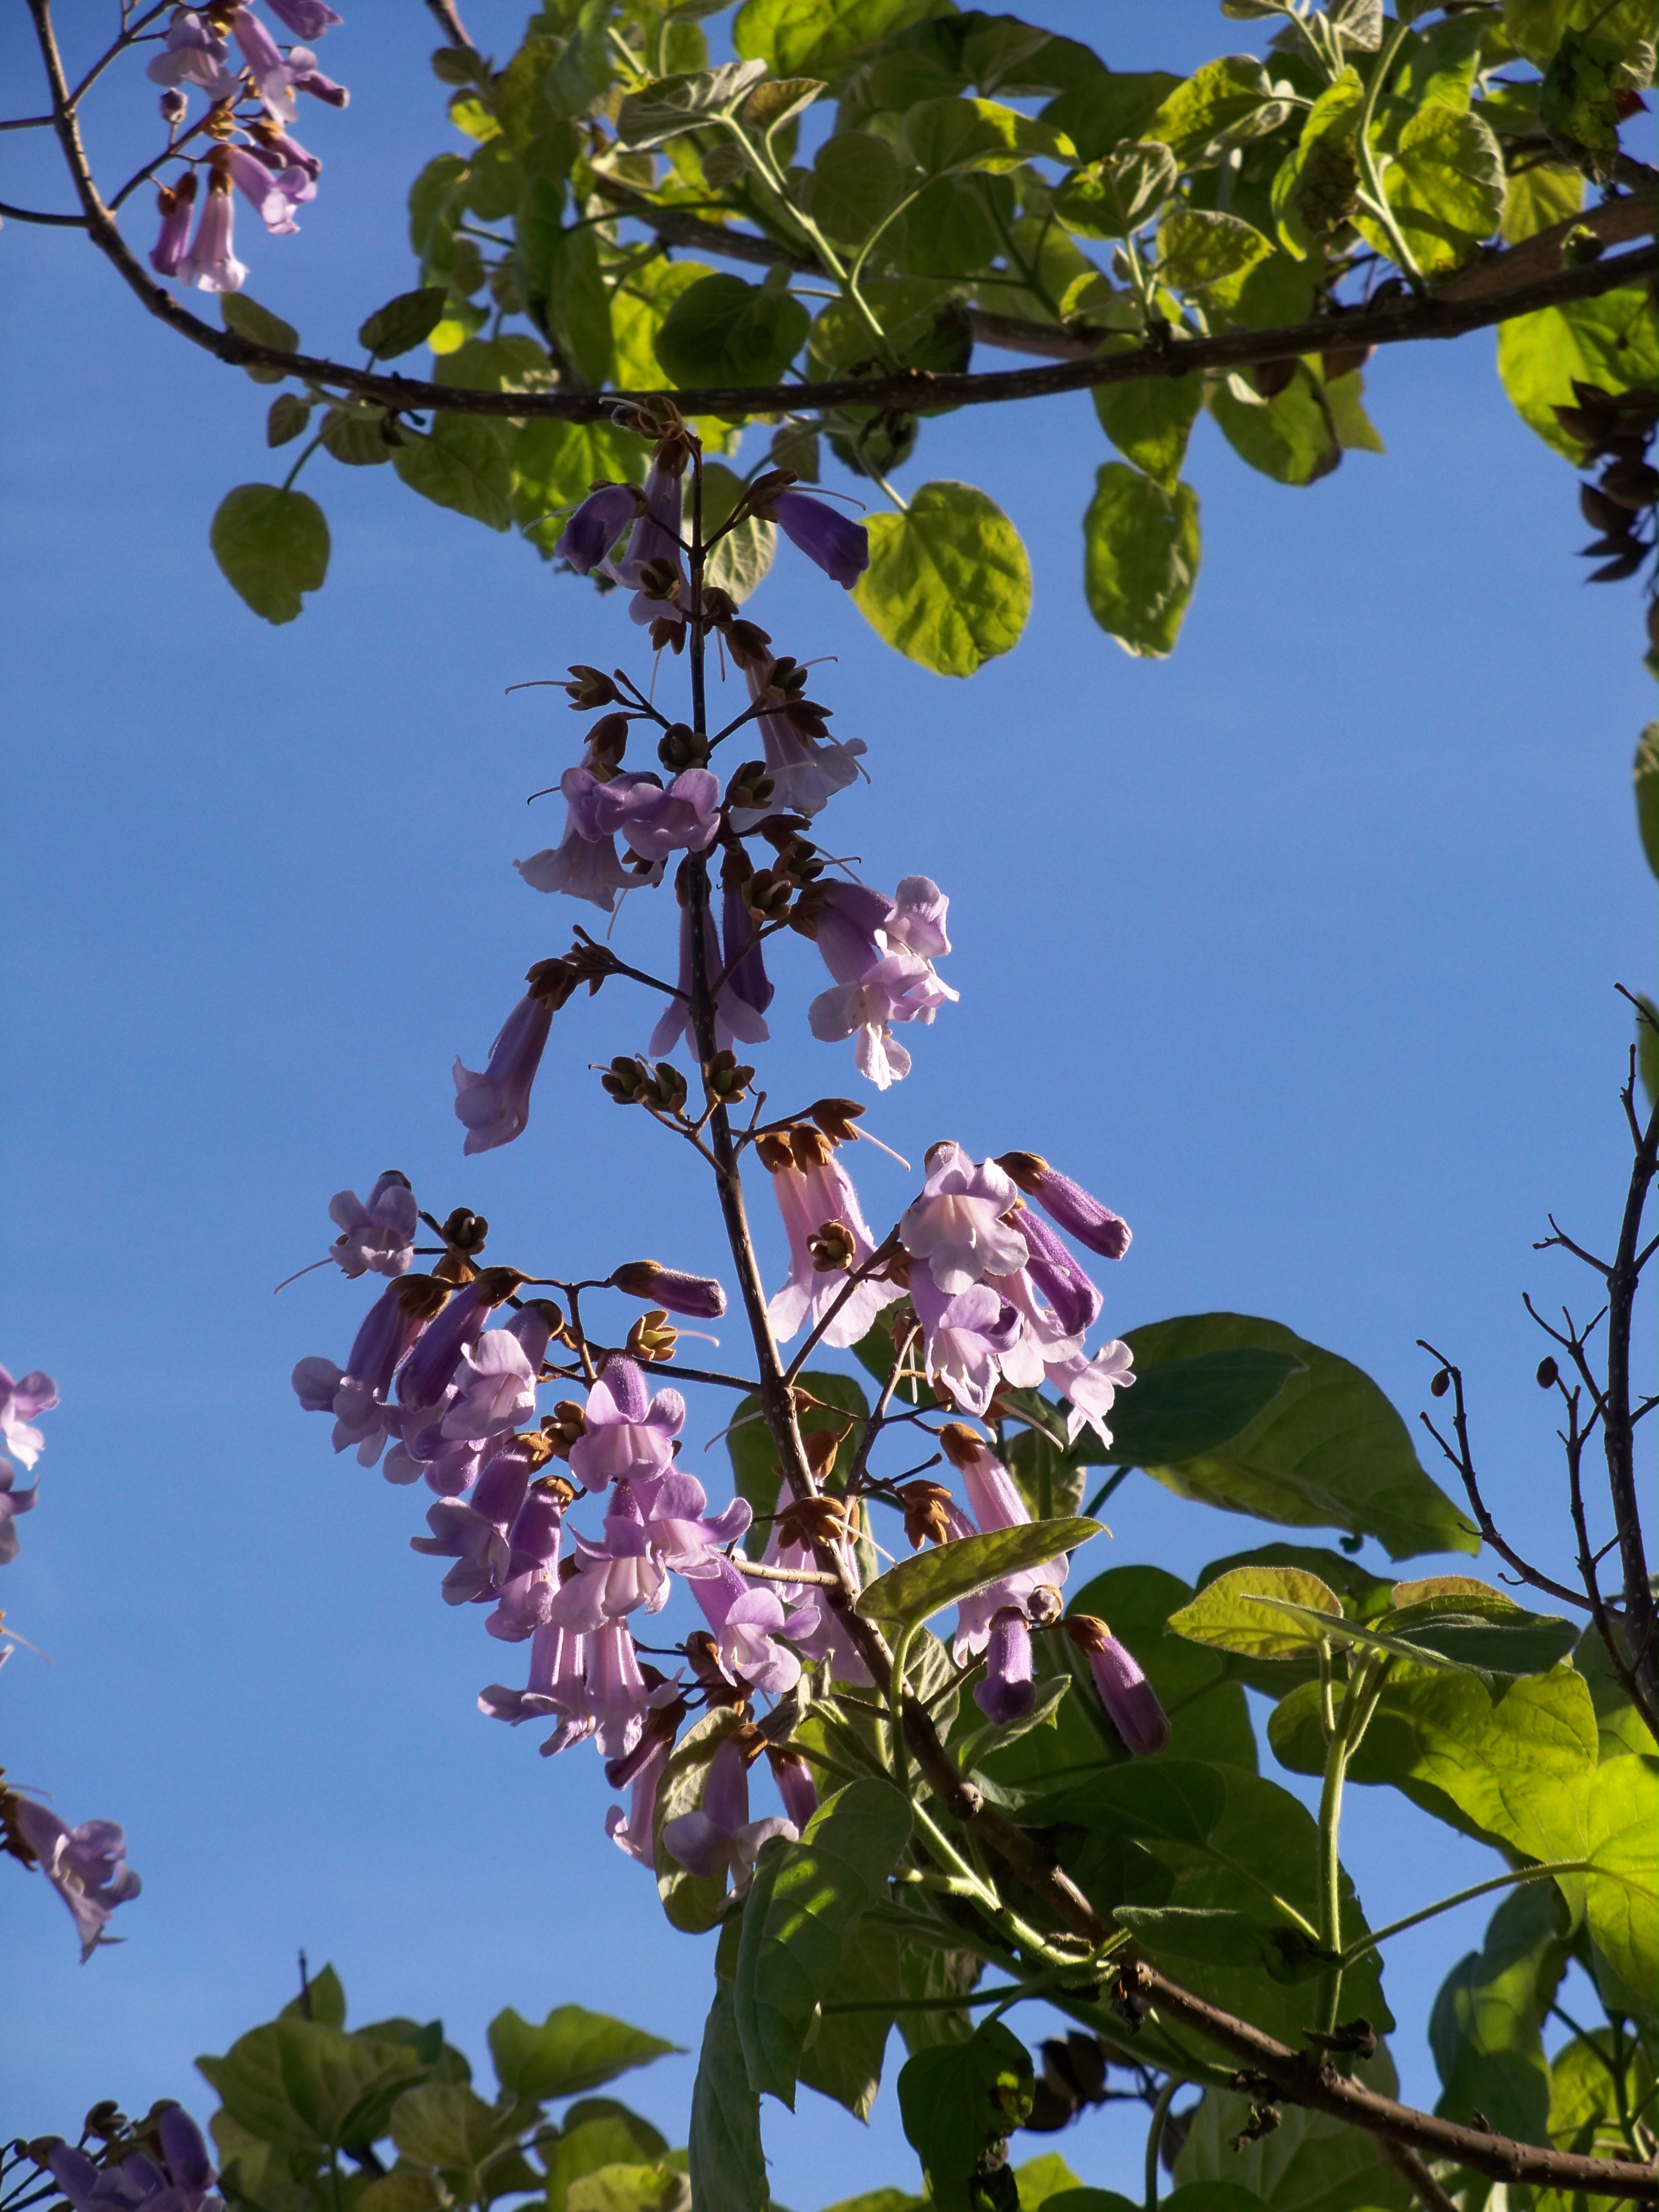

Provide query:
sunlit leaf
left=857, top=1518, right=1102, bottom=1628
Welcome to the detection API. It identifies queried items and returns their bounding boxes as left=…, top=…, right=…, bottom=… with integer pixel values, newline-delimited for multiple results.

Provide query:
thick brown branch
left=1130, top=1964, right=1659, bottom=2200
left=1603, top=1078, right=1659, bottom=1712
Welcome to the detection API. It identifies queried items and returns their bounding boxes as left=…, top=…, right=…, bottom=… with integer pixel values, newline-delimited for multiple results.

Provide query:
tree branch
left=1601, top=1072, right=1659, bottom=1713
left=0, top=197, right=86, bottom=225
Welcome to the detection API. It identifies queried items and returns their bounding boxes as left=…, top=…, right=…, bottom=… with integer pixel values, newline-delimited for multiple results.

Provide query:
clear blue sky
left=1, top=4, right=1652, bottom=2203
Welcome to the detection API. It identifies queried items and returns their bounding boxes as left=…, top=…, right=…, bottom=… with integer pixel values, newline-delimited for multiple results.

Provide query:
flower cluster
left=43, top=2107, right=221, bottom=2212
left=147, top=3, right=347, bottom=295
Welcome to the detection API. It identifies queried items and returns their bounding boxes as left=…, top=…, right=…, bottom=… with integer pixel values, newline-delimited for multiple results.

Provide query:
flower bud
left=609, top=1260, right=727, bottom=1319
left=1431, top=1367, right=1452, bottom=1397
left=782, top=696, right=832, bottom=740
left=684, top=1630, right=749, bottom=1707
left=583, top=713, right=629, bottom=775
left=802, top=1423, right=848, bottom=1480
left=722, top=618, right=773, bottom=670
left=1063, top=1615, right=1170, bottom=1757
left=395, top=1272, right=453, bottom=1322
left=701, top=586, right=738, bottom=625
left=744, top=866, right=796, bottom=922
left=776, top=1493, right=847, bottom=1546
left=602, top=1055, right=651, bottom=1105
left=702, top=1049, right=755, bottom=1103
left=658, top=721, right=709, bottom=771
left=440, top=1207, right=489, bottom=1255
left=636, top=555, right=681, bottom=603
left=563, top=664, right=619, bottom=710
left=808, top=1219, right=858, bottom=1272
left=726, top=760, right=775, bottom=811
left=1536, top=1358, right=1559, bottom=1389
left=541, top=1401, right=587, bottom=1458
left=808, top=1098, right=864, bottom=1142
left=649, top=1061, right=690, bottom=1114
left=626, top=1309, right=679, bottom=1362
left=159, top=86, right=189, bottom=124
left=766, top=1744, right=819, bottom=1829
left=938, top=1421, right=989, bottom=1472
left=898, top=1480, right=954, bottom=1549
left=472, top=1266, right=532, bottom=1308
left=755, top=1130, right=796, bottom=1173
left=532, top=1468, right=578, bottom=1507
left=526, top=956, right=582, bottom=1009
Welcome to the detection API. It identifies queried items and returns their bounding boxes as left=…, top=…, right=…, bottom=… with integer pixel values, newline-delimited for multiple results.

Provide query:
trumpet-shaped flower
left=555, top=482, right=641, bottom=574
left=1, top=1365, right=57, bottom=1473
left=146, top=11, right=239, bottom=99
left=328, top=1171, right=417, bottom=1279
left=661, top=1733, right=795, bottom=1892
left=900, top=1144, right=1026, bottom=1293
left=974, top=1605, right=1035, bottom=1726
left=998, top=1152, right=1131, bottom=1261
left=764, top=1149, right=900, bottom=1348
left=770, top=491, right=869, bottom=589
left=568, top=1357, right=685, bottom=1492
left=453, top=990, right=555, bottom=1155
left=8, top=1799, right=142, bottom=1961
left=179, top=171, right=247, bottom=294
left=1063, top=1615, right=1170, bottom=1755
left=264, top=0, right=342, bottom=38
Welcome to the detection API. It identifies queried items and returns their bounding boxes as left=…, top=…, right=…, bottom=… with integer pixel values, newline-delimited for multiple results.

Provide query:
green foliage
left=687, top=1981, right=766, bottom=2212
left=853, top=482, right=1032, bottom=677
left=392, top=417, right=513, bottom=530
left=1121, top=1312, right=1477, bottom=1558
left=654, top=274, right=811, bottom=389
left=488, top=2008, right=680, bottom=2104
left=1082, top=464, right=1201, bottom=658
left=1175, top=2068, right=1411, bottom=2212
left=1497, top=286, right=1659, bottom=459
left=1209, top=366, right=1342, bottom=488
left=857, top=1517, right=1103, bottom=1627
left=359, top=288, right=450, bottom=360
left=220, top=293, right=300, bottom=383
left=1429, top=1880, right=1569, bottom=2139
left=897, top=2019, right=1033, bottom=2212
left=210, top=486, right=330, bottom=625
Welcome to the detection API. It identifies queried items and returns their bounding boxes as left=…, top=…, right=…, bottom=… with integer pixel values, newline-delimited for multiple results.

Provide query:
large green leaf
left=654, top=1707, right=748, bottom=1932
left=1100, top=1350, right=1305, bottom=1465
left=853, top=481, right=1031, bottom=676
left=687, top=1984, right=766, bottom=2212
left=1428, top=1880, right=1569, bottom=2141
left=1042, top=71, right=1183, bottom=163
left=734, top=1778, right=912, bottom=2106
left=1369, top=106, right=1505, bottom=273
left=1209, top=365, right=1341, bottom=487
left=1026, top=1754, right=1228, bottom=1845
left=1168, top=1565, right=1343, bottom=1661
left=1159, top=206, right=1274, bottom=291
left=1082, top=463, right=1200, bottom=658
left=654, top=273, right=810, bottom=389
left=1149, top=56, right=1285, bottom=165
left=1122, top=1313, right=1477, bottom=1559
left=1053, top=142, right=1178, bottom=241
left=564, top=2166, right=686, bottom=2212
left=546, top=2106, right=671, bottom=2212
left=1267, top=1660, right=1598, bottom=1870
left=903, top=96, right=1070, bottom=175
left=857, top=1518, right=1102, bottom=1628
left=516, top=190, right=614, bottom=388
left=1496, top=285, right=1659, bottom=459
left=614, top=61, right=768, bottom=148
left=388, top=2083, right=519, bottom=2174
left=487, top=2006, right=677, bottom=2104
left=725, top=1371, right=869, bottom=1556
left=196, top=2022, right=426, bottom=2158
left=211, top=486, right=330, bottom=625
left=701, top=460, right=776, bottom=603
left=392, top=418, right=513, bottom=531
left=733, top=0, right=938, bottom=79
left=1175, top=2059, right=1410, bottom=2212
left=805, top=130, right=910, bottom=249
left=1584, top=1754, right=1658, bottom=1995
left=897, top=2020, right=1032, bottom=2212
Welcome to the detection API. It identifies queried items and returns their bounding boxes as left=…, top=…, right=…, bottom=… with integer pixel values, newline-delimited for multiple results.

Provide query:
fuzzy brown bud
left=394, top=1272, right=453, bottom=1322
left=526, top=956, right=582, bottom=1009
left=755, top=1130, right=796, bottom=1173
left=658, top=721, right=709, bottom=771
left=809, top=1098, right=864, bottom=1142
left=776, top=1494, right=848, bottom=1548
left=745, top=865, right=795, bottom=921
left=808, top=1219, right=857, bottom=1272
left=684, top=1630, right=749, bottom=1707
left=471, top=1266, right=530, bottom=1308
left=722, top=618, right=774, bottom=671
left=938, top=1421, right=989, bottom=1472
left=440, top=1207, right=489, bottom=1255
left=898, top=1480, right=955, bottom=1550
left=626, top=1308, right=679, bottom=1361
left=564, top=664, right=618, bottom=710
left=726, top=760, right=775, bottom=811
left=583, top=712, right=629, bottom=775
left=542, top=1401, right=588, bottom=1458
left=782, top=696, right=832, bottom=740
left=802, top=1422, right=849, bottom=1479
left=702, top=1049, right=754, bottom=1102
left=1430, top=1367, right=1452, bottom=1397
left=789, top=1124, right=834, bottom=1172
left=995, top=1149, right=1048, bottom=1195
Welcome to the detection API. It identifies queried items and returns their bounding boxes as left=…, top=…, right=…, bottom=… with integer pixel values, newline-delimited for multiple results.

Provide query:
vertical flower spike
left=1063, top=1615, right=1170, bottom=1756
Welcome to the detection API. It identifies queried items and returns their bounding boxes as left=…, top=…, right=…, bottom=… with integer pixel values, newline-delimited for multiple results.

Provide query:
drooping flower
left=727, top=654, right=865, bottom=826
left=547, top=1479, right=671, bottom=1631
left=643, top=1470, right=752, bottom=1575
left=179, top=169, right=247, bottom=293
left=623, top=769, right=721, bottom=865
left=328, top=1171, right=418, bottom=1279
left=555, top=482, right=640, bottom=574
left=567, top=1356, right=685, bottom=1492
left=145, top=11, right=239, bottom=100
left=247, top=121, right=323, bottom=185
left=583, top=1618, right=676, bottom=1760
left=768, top=491, right=869, bottom=589
left=514, top=768, right=639, bottom=913
left=608, top=1260, right=727, bottom=1319
left=263, top=0, right=342, bottom=38
left=687, top=1559, right=801, bottom=1695
left=223, top=143, right=301, bottom=233
left=907, top=1268, right=1026, bottom=1419
left=1044, top=1339, right=1135, bottom=1448
left=1063, top=1615, right=1170, bottom=1755
left=937, top=1425, right=1067, bottom=1659
left=231, top=8, right=301, bottom=120
left=453, top=989, right=555, bottom=1155
left=7, top=1799, right=141, bottom=1961
left=48, top=2110, right=220, bottom=2212
left=661, top=1731, right=795, bottom=1893
left=478, top=1619, right=593, bottom=1755
left=806, top=879, right=957, bottom=1089
left=900, top=1143, right=1026, bottom=1293
left=291, top=1280, right=421, bottom=1465
left=974, top=1605, right=1036, bottom=1726
left=1, top=1365, right=58, bottom=1473
left=288, top=49, right=349, bottom=105
left=614, top=458, right=686, bottom=623
left=439, top=1305, right=557, bottom=1447
left=763, top=1139, right=900, bottom=1349
left=997, top=1152, right=1131, bottom=1261
left=1012, top=1206, right=1102, bottom=1338
left=484, top=1488, right=566, bottom=1640
left=766, top=1744, right=819, bottom=1830
left=649, top=884, right=769, bottom=1059
left=149, top=174, right=197, bottom=276
left=605, top=1730, right=672, bottom=1866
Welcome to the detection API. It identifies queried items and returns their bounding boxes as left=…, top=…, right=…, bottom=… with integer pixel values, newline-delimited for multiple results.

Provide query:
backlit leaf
left=897, top=2020, right=1032, bottom=2212
left=487, top=2006, right=678, bottom=2104
left=210, top=486, right=329, bottom=625
left=1082, top=463, right=1200, bottom=658
left=392, top=417, right=513, bottom=531
left=853, top=481, right=1031, bottom=676
left=1496, top=285, right=1659, bottom=459
left=857, top=1517, right=1102, bottom=1628
left=653, top=273, right=809, bottom=388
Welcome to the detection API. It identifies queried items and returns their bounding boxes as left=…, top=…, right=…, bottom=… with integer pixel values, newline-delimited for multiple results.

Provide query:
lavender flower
left=49, top=2111, right=219, bottom=2212
left=584, top=1618, right=676, bottom=1760
left=1063, top=1615, right=1170, bottom=1756
left=231, top=8, right=301, bottom=120
left=480, top=1620, right=594, bottom=1755
left=937, top=1425, right=1067, bottom=1658
left=264, top=0, right=342, bottom=36
left=1, top=1364, right=58, bottom=1474
left=764, top=1144, right=900, bottom=1349
left=515, top=769, right=639, bottom=912
left=608, top=1260, right=727, bottom=1319
left=328, top=1171, right=417, bottom=1279
left=148, top=175, right=197, bottom=276
left=997, top=1152, right=1132, bottom=1261
left=606, top=1731, right=671, bottom=1866
left=146, top=11, right=239, bottom=100
left=555, top=483, right=641, bottom=573
left=769, top=491, right=869, bottom=589
left=179, top=170, right=248, bottom=294
left=900, top=1143, right=1026, bottom=1292
left=767, top=1745, right=819, bottom=1830
left=806, top=879, right=957, bottom=1089
left=649, top=892, right=768, bottom=1060
left=974, top=1605, right=1035, bottom=1726
left=661, top=1732, right=795, bottom=1893
left=484, top=1488, right=566, bottom=1640
left=8, top=1799, right=141, bottom=1961
left=289, top=49, right=349, bottom=106
left=453, top=989, right=555, bottom=1154
left=549, top=1479, right=671, bottom=1631
left=727, top=654, right=865, bottom=826
left=223, top=143, right=300, bottom=233
left=1014, top=1206, right=1103, bottom=1338
left=568, top=1355, right=685, bottom=1491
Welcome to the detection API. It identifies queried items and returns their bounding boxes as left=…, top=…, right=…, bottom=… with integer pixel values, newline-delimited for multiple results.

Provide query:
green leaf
left=1026, top=1755, right=1228, bottom=1845
left=1324, top=371, right=1384, bottom=455
left=805, top=131, right=909, bottom=249
left=1376, top=1582, right=1578, bottom=1676
left=389, top=2083, right=517, bottom=2172
left=853, top=481, right=1031, bottom=676
left=1013, top=2157, right=1086, bottom=2208
left=392, top=417, right=513, bottom=530
left=280, top=1964, right=347, bottom=2028
left=1149, top=56, right=1286, bottom=165
left=409, top=152, right=469, bottom=267
left=734, top=1778, right=913, bottom=2105
left=1496, top=285, right=1659, bottom=459
left=1082, top=463, right=1200, bottom=659
left=1168, top=1566, right=1344, bottom=1661
left=1175, top=2069, right=1410, bottom=2212
left=1272, top=71, right=1363, bottom=262
left=487, top=2006, right=677, bottom=2103
left=1207, top=248, right=1317, bottom=331
left=565, top=2167, right=687, bottom=2212
left=1371, top=106, right=1505, bottom=273
left=1635, top=723, right=1658, bottom=880
left=807, top=278, right=967, bottom=381
left=654, top=1708, right=748, bottom=1932
left=547, top=2110, right=672, bottom=2212
left=687, top=1985, right=765, bottom=2212
left=1584, top=1754, right=1658, bottom=1995
left=1429, top=1880, right=1569, bottom=2141
left=1267, top=1660, right=1598, bottom=1869
left=358, top=2172, right=452, bottom=2212
left=1098, top=1348, right=1305, bottom=1465
left=517, top=185, right=615, bottom=388
left=615, top=60, right=767, bottom=148
left=1052, top=143, right=1178, bottom=241
left=903, top=96, right=1070, bottom=175
left=733, top=0, right=940, bottom=80
left=1500, top=160, right=1582, bottom=243
left=653, top=273, right=809, bottom=389
left=196, top=2022, right=425, bottom=2158
left=701, top=460, right=777, bottom=603
left=359, top=288, right=449, bottom=360
left=319, top=407, right=393, bottom=467
left=1042, top=71, right=1183, bottom=163
left=897, top=2020, right=1033, bottom=2212
left=1159, top=206, right=1274, bottom=291
left=726, top=1372, right=869, bottom=1555
left=857, top=1518, right=1102, bottom=1629
left=1209, top=364, right=1340, bottom=487
left=1116, top=1905, right=1337, bottom=1977
left=220, top=292, right=299, bottom=382
left=1121, top=1313, right=1477, bottom=1559
left=510, top=419, right=645, bottom=552
left=210, top=486, right=330, bottom=625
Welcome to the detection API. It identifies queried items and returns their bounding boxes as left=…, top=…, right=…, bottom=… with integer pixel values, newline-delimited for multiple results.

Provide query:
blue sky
left=1, top=3, right=1653, bottom=2203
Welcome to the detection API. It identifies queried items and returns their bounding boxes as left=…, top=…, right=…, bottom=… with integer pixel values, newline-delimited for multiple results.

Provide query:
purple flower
left=937, top=1425, right=1067, bottom=1657
left=248, top=122, right=322, bottom=184
left=606, top=1731, right=672, bottom=1866
left=439, top=1305, right=557, bottom=1444
left=292, top=1281, right=420, bottom=1465
left=8, top=1799, right=141, bottom=1961
left=149, top=175, right=197, bottom=276
left=584, top=1619, right=675, bottom=1760
left=608, top=1260, right=727, bottom=1319
left=289, top=48, right=349, bottom=106
left=484, top=1488, right=566, bottom=1640
left=179, top=170, right=247, bottom=294
left=49, top=2112, right=219, bottom=2212
left=764, top=1147, right=900, bottom=1349
left=231, top=8, right=301, bottom=119
left=547, top=1480, right=671, bottom=1631
left=722, top=868, right=774, bottom=1025
left=397, top=1279, right=489, bottom=1419
left=1, top=1364, right=58, bottom=1473
left=223, top=143, right=300, bottom=233
left=767, top=1745, right=819, bottom=1830
left=910, top=1266, right=1026, bottom=1419
left=479, top=1620, right=593, bottom=1754
left=624, top=769, right=721, bottom=864
left=1044, top=1339, right=1135, bottom=1447
left=998, top=1153, right=1131, bottom=1261
left=568, top=1356, right=685, bottom=1492
left=770, top=491, right=869, bottom=589
left=1064, top=1615, right=1170, bottom=1756
left=555, top=483, right=640, bottom=574
left=806, top=879, right=957, bottom=1089
left=649, top=890, right=768, bottom=1060
left=411, top=1495, right=511, bottom=1605
left=613, top=460, right=686, bottom=625
left=687, top=1558, right=801, bottom=1694
left=515, top=769, right=639, bottom=914
left=1014, top=1207, right=1102, bottom=1338
left=900, top=1143, right=1026, bottom=1293
left=328, top=1171, right=418, bottom=1279
left=264, top=0, right=342, bottom=37
left=453, top=990, right=555, bottom=1155
left=727, top=655, right=865, bottom=826
left=642, top=1469, right=752, bottom=1574
left=974, top=1605, right=1035, bottom=1726
left=146, top=11, right=239, bottom=100
left=662, top=1734, right=796, bottom=1893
